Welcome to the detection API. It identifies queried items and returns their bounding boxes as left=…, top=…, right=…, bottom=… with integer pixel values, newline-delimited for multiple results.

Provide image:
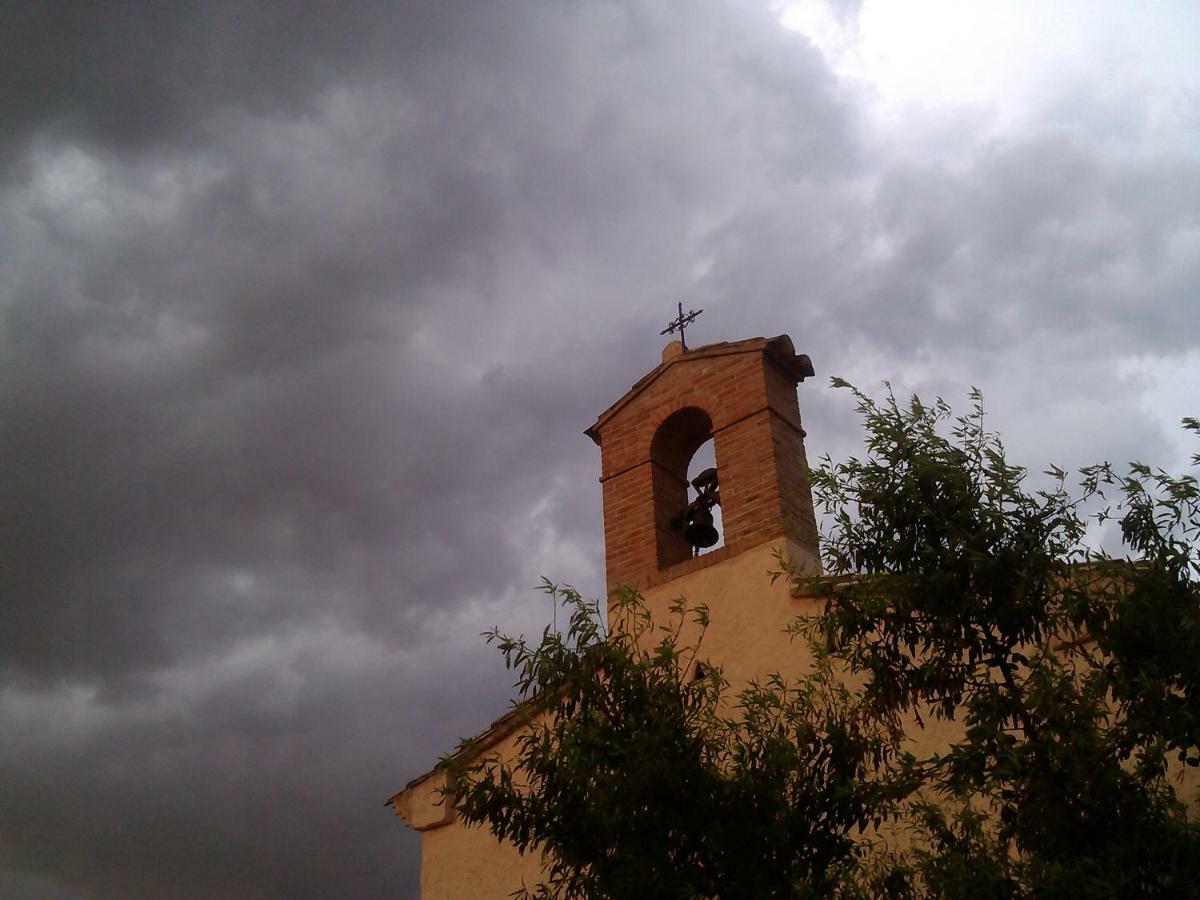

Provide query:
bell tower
left=388, top=333, right=824, bottom=896
left=585, top=335, right=818, bottom=594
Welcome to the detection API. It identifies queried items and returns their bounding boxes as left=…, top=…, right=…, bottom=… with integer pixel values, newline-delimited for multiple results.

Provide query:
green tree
left=804, top=382, right=1200, bottom=897
left=447, top=587, right=896, bottom=899
left=447, top=382, right=1200, bottom=899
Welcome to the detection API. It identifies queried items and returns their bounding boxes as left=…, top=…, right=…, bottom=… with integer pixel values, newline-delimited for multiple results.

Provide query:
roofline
left=584, top=335, right=813, bottom=445
left=391, top=559, right=1133, bottom=810
left=385, top=701, right=532, bottom=808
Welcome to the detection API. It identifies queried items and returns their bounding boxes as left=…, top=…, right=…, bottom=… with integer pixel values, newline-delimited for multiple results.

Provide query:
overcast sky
left=2, top=1, right=1197, bottom=896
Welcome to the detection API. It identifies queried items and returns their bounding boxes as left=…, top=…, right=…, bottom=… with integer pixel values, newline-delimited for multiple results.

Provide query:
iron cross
left=660, top=302, right=704, bottom=351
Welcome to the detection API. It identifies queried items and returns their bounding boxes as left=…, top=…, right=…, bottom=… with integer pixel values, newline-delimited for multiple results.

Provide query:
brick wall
left=587, top=336, right=816, bottom=592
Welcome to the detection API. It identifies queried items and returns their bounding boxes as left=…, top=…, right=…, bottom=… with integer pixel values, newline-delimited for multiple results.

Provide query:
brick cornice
left=584, top=335, right=813, bottom=445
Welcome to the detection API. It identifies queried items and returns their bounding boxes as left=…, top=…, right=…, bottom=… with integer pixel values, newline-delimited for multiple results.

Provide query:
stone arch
left=650, top=406, right=714, bottom=570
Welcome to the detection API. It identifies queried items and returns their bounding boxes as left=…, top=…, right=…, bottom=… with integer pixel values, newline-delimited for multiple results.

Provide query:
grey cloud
left=2, top=1, right=1196, bottom=897
left=2, top=2, right=860, bottom=894
left=696, top=83, right=1199, bottom=368
left=0, top=1, right=483, bottom=167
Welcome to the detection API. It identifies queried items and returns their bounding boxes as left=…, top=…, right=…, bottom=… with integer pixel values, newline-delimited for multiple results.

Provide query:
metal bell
left=683, top=507, right=720, bottom=549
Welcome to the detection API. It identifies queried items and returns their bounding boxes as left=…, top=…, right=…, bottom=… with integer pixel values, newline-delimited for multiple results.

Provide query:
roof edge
left=584, top=334, right=812, bottom=444
left=385, top=700, right=532, bottom=811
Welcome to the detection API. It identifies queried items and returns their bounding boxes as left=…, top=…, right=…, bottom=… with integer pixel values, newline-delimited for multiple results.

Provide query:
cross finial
left=660, top=302, right=703, bottom=351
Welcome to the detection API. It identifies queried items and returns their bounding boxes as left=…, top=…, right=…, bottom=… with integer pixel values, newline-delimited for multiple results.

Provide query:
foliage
left=446, top=583, right=895, bottom=899
left=802, top=381, right=1200, bottom=897
left=447, top=381, right=1200, bottom=898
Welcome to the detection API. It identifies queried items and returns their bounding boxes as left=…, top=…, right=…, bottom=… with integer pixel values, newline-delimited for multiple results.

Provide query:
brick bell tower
left=386, top=334, right=823, bottom=898
left=584, top=335, right=818, bottom=595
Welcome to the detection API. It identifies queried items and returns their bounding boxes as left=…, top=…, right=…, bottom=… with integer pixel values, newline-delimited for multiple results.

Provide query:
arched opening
left=687, top=437, right=724, bottom=556
left=650, top=407, right=718, bottom=570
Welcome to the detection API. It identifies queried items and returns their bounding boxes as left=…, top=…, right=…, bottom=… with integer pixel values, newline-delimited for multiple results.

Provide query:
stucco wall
left=394, top=723, right=549, bottom=898
left=417, top=791, right=545, bottom=899
left=634, top=539, right=819, bottom=688
left=393, top=538, right=1200, bottom=895
left=396, top=538, right=824, bottom=897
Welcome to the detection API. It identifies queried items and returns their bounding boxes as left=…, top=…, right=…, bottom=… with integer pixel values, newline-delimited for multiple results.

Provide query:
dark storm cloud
left=0, top=2, right=866, bottom=896
left=0, top=0, right=480, bottom=167
left=2, top=1, right=1197, bottom=897
left=0, top=638, right=512, bottom=898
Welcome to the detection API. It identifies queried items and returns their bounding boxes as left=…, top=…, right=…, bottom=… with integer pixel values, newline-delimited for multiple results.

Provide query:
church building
left=389, top=333, right=830, bottom=898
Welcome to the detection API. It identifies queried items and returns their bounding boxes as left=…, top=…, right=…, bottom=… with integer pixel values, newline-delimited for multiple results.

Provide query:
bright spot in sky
left=779, top=0, right=1200, bottom=469
left=782, top=0, right=1032, bottom=107
left=781, top=0, right=1200, bottom=129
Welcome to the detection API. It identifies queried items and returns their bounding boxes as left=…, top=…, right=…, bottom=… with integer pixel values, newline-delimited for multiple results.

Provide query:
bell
left=684, top=507, right=720, bottom=549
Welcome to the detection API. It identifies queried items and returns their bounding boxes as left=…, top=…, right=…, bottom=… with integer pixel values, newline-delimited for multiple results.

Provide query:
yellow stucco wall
left=633, top=539, right=820, bottom=687
left=390, top=725, right=545, bottom=898
left=393, top=538, right=829, bottom=897
left=417, top=794, right=545, bottom=900
left=392, top=538, right=1199, bottom=896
